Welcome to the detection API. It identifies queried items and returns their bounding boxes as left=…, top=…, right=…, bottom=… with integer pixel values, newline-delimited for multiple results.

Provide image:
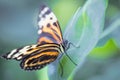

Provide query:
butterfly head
left=62, top=40, right=70, bottom=51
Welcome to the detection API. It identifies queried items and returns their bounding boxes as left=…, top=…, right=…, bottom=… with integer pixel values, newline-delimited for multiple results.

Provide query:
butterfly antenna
left=64, top=51, right=77, bottom=66
left=69, top=42, right=80, bottom=48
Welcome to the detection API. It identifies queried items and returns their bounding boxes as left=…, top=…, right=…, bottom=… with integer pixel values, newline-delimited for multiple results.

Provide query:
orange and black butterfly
left=1, top=5, right=72, bottom=70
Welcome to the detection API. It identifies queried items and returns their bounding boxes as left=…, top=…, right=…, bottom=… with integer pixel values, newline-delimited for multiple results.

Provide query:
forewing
left=37, top=5, right=63, bottom=45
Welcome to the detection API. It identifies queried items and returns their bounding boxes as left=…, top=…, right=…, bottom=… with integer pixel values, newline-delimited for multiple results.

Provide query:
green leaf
left=90, top=39, right=119, bottom=59
left=36, top=67, right=49, bottom=80
left=48, top=0, right=108, bottom=80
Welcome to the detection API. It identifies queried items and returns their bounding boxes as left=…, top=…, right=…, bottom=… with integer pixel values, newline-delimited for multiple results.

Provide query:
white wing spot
left=37, top=6, right=58, bottom=35
left=12, top=45, right=31, bottom=58
left=38, top=18, right=45, bottom=28
left=7, top=49, right=17, bottom=58
left=12, top=52, right=21, bottom=58
left=32, top=45, right=37, bottom=48
left=41, top=7, right=49, bottom=15
left=38, top=30, right=42, bottom=34
left=17, top=56, right=22, bottom=60
left=38, top=12, right=57, bottom=28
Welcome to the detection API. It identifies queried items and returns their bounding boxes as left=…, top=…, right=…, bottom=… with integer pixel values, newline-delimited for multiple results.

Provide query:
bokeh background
left=0, top=0, right=120, bottom=80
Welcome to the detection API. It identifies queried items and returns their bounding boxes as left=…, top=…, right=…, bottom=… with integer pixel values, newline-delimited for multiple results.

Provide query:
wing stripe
left=21, top=44, right=61, bottom=60
left=42, top=27, right=60, bottom=42
left=26, top=55, right=57, bottom=64
left=28, top=46, right=61, bottom=58
left=20, top=44, right=61, bottom=59
left=21, top=49, right=59, bottom=70
left=38, top=32, right=57, bottom=43
left=51, top=21, right=63, bottom=42
left=51, top=27, right=61, bottom=41
left=10, top=47, right=24, bottom=59
left=38, top=30, right=61, bottom=44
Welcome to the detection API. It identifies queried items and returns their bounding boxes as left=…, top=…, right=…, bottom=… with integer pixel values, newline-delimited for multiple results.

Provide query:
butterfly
left=1, top=5, right=74, bottom=71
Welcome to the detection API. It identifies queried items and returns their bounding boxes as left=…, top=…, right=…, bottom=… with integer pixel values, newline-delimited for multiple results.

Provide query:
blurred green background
left=0, top=0, right=120, bottom=80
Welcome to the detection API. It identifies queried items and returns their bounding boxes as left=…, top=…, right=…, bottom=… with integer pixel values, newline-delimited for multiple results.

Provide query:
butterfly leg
left=64, top=51, right=77, bottom=66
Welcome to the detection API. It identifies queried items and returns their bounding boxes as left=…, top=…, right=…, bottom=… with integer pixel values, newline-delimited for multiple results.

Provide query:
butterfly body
left=1, top=5, right=70, bottom=71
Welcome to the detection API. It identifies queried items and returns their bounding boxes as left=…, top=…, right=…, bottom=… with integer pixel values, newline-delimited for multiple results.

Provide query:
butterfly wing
left=37, top=5, right=63, bottom=45
left=2, top=43, right=61, bottom=70
left=20, top=44, right=60, bottom=70
left=1, top=5, right=63, bottom=71
left=2, top=44, right=40, bottom=61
